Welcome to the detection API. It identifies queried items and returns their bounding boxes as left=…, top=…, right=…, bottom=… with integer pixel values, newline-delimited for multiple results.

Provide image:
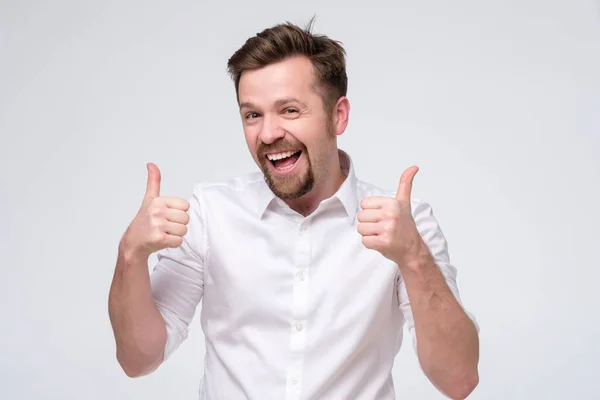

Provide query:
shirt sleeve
left=150, top=188, right=207, bottom=361
left=397, top=199, right=479, bottom=353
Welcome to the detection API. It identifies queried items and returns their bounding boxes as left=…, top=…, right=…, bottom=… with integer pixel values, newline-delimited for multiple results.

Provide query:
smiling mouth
left=266, top=150, right=302, bottom=171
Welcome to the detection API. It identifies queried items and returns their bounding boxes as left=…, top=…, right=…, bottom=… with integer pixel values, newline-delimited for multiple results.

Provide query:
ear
left=332, top=96, right=350, bottom=136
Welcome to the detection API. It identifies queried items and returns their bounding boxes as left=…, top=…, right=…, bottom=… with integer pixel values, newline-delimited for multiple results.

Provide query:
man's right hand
left=120, top=162, right=191, bottom=261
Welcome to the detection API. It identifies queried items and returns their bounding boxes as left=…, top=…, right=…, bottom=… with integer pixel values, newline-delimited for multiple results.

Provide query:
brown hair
left=226, top=17, right=348, bottom=113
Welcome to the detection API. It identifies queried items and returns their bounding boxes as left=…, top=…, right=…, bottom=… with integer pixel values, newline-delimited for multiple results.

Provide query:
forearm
left=108, top=242, right=167, bottom=377
left=400, top=249, right=479, bottom=399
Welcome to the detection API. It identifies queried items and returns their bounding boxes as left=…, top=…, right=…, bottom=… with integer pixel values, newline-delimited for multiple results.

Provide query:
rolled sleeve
left=150, top=188, right=207, bottom=361
left=397, top=199, right=479, bottom=352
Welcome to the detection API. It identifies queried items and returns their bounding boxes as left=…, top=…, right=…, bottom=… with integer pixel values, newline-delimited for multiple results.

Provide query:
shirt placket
left=285, top=220, right=311, bottom=400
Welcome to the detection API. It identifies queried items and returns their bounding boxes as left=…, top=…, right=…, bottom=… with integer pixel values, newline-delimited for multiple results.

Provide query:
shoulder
left=356, top=178, right=386, bottom=198
left=184, top=171, right=267, bottom=220
left=356, top=177, right=432, bottom=216
left=190, top=171, right=264, bottom=199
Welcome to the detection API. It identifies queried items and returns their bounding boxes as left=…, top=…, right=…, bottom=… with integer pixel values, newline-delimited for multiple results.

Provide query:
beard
left=256, top=115, right=336, bottom=200
left=257, top=139, right=315, bottom=200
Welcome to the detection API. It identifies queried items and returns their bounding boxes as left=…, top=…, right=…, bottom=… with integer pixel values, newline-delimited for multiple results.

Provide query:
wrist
left=118, top=237, right=150, bottom=266
left=397, top=241, right=433, bottom=271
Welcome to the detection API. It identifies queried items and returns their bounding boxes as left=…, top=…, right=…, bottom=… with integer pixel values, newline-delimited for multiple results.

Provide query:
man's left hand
left=357, top=166, right=425, bottom=266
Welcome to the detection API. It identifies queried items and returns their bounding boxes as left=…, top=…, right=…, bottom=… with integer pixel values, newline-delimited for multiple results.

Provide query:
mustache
left=257, top=140, right=306, bottom=156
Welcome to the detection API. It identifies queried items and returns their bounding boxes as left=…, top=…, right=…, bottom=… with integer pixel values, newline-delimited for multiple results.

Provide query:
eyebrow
left=239, top=97, right=307, bottom=110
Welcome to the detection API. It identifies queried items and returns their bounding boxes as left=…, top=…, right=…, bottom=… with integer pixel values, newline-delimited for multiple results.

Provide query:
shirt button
left=295, top=323, right=304, bottom=331
left=292, top=378, right=299, bottom=385
left=296, top=271, right=305, bottom=281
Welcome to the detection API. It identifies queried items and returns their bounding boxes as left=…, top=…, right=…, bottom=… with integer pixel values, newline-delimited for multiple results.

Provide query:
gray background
left=1, top=0, right=599, bottom=399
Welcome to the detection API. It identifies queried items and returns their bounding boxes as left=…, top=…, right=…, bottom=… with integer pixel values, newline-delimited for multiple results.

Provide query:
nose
left=258, top=114, right=286, bottom=145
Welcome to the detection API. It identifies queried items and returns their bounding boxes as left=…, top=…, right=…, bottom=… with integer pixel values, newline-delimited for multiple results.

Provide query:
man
left=109, top=19, right=480, bottom=400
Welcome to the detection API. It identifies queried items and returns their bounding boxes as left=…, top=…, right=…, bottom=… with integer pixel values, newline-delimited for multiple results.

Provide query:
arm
left=108, top=244, right=167, bottom=377
left=398, top=200, right=479, bottom=400
left=108, top=163, right=205, bottom=377
left=358, top=166, right=479, bottom=399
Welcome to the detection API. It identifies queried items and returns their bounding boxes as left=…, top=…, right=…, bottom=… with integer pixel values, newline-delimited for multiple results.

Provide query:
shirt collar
left=256, top=149, right=358, bottom=223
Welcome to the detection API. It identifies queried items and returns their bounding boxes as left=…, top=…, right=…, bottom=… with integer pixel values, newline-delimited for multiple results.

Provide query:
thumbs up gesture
left=120, top=163, right=191, bottom=261
left=357, top=166, right=424, bottom=265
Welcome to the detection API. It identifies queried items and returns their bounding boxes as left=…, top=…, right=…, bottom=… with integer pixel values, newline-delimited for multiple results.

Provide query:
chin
left=264, top=171, right=314, bottom=200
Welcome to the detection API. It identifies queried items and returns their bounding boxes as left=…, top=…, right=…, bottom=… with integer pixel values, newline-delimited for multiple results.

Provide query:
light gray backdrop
left=1, top=0, right=599, bottom=399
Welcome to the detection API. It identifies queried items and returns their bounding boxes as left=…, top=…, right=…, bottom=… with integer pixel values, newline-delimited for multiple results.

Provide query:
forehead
left=238, top=56, right=320, bottom=106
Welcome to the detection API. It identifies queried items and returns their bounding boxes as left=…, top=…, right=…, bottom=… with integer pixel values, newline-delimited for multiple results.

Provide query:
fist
left=357, top=166, right=422, bottom=264
left=121, top=163, right=190, bottom=260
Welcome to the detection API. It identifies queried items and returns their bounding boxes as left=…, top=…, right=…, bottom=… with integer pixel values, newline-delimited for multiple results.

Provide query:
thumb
left=395, top=166, right=419, bottom=202
left=144, top=162, right=161, bottom=199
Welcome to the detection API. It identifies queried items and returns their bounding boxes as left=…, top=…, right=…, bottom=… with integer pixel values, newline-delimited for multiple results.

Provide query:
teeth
left=267, top=150, right=299, bottom=161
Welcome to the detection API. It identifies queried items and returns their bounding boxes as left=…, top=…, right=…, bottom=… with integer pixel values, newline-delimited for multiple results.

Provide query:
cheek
left=282, top=119, right=322, bottom=145
left=243, top=126, right=259, bottom=152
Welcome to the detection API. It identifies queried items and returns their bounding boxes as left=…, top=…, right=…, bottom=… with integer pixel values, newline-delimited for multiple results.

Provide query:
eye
left=283, top=108, right=299, bottom=115
left=245, top=112, right=261, bottom=120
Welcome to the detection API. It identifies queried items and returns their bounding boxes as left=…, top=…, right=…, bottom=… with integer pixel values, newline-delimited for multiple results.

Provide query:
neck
left=285, top=151, right=346, bottom=217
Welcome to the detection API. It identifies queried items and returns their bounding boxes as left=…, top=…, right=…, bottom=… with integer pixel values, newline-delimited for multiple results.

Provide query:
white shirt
left=150, top=150, right=478, bottom=399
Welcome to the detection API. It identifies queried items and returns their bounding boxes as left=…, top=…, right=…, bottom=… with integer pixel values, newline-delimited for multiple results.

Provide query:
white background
left=1, top=0, right=599, bottom=399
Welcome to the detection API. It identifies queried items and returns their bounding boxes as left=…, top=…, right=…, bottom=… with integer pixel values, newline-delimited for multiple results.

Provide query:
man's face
left=238, top=56, right=338, bottom=199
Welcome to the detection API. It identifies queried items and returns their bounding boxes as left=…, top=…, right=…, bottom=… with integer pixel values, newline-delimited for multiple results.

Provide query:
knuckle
left=151, top=230, right=166, bottom=243
left=149, top=206, right=163, bottom=217
left=148, top=198, right=165, bottom=212
left=380, top=236, right=392, bottom=247
left=149, top=217, right=165, bottom=230
left=382, top=223, right=394, bottom=234
left=384, top=210, right=398, bottom=221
